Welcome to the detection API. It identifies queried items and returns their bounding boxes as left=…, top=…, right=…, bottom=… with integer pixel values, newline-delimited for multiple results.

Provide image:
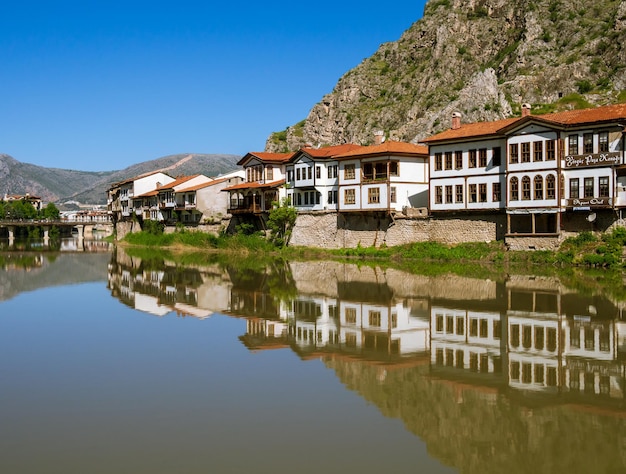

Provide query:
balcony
left=228, top=203, right=264, bottom=214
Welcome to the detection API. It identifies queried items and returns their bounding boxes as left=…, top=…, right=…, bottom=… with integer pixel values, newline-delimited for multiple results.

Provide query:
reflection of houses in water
left=507, top=311, right=562, bottom=394
left=430, top=277, right=626, bottom=408
left=107, top=253, right=228, bottom=319
left=237, top=293, right=430, bottom=363
left=431, top=307, right=505, bottom=385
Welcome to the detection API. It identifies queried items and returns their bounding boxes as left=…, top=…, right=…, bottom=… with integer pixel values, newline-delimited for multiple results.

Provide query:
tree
left=41, top=202, right=60, bottom=220
left=267, top=197, right=297, bottom=247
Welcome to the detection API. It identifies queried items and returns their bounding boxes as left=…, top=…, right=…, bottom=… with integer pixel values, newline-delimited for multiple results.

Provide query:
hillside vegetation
left=266, top=0, right=626, bottom=151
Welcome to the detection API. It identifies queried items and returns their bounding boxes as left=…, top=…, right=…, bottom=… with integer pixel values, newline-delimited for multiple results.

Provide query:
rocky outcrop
left=266, top=0, right=626, bottom=152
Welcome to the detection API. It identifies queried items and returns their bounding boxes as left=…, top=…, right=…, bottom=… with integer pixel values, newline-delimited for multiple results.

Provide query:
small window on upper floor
left=568, top=135, right=579, bottom=155
left=583, top=133, right=593, bottom=154
left=599, top=131, right=609, bottom=152
left=344, top=164, right=356, bottom=180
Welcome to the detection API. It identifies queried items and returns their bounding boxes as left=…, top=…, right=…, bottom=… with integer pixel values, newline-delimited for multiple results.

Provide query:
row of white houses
left=222, top=102, right=626, bottom=245
left=107, top=102, right=626, bottom=245
left=423, top=103, right=626, bottom=235
left=223, top=141, right=430, bottom=217
left=107, top=170, right=244, bottom=225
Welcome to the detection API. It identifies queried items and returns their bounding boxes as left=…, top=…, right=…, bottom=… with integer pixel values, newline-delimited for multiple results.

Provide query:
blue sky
left=1, top=1, right=427, bottom=171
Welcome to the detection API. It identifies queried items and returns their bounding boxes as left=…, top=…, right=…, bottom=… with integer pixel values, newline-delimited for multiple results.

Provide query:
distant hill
left=0, top=153, right=241, bottom=205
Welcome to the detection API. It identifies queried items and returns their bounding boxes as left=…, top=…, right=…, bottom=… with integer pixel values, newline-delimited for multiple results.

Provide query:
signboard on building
left=567, top=197, right=613, bottom=208
left=564, top=152, right=621, bottom=168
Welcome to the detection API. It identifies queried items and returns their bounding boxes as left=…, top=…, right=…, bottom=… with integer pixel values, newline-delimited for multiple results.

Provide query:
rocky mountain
left=0, top=153, right=241, bottom=205
left=266, top=0, right=626, bottom=151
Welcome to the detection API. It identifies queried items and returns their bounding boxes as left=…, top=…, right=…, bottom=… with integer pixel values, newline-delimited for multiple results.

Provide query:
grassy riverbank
left=120, top=226, right=626, bottom=269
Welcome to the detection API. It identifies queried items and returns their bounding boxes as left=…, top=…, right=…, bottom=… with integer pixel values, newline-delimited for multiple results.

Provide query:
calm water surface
left=1, top=242, right=625, bottom=473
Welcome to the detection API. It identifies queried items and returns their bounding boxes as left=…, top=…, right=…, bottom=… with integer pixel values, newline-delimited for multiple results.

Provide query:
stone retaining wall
left=289, top=212, right=505, bottom=248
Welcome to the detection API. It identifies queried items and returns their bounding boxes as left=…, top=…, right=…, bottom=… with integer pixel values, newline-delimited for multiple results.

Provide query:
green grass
left=122, top=226, right=626, bottom=270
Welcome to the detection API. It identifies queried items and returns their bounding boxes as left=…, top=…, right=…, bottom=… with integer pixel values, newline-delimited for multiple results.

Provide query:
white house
left=285, top=143, right=362, bottom=211
left=334, top=141, right=429, bottom=214
left=223, top=151, right=293, bottom=214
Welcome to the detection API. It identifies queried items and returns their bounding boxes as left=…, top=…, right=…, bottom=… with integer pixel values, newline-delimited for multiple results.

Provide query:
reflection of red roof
left=222, top=179, right=286, bottom=191
left=335, top=141, right=428, bottom=158
left=422, top=103, right=626, bottom=144
left=237, top=152, right=294, bottom=166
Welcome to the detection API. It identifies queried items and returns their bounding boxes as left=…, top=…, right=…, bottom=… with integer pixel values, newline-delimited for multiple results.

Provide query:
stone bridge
left=0, top=219, right=113, bottom=244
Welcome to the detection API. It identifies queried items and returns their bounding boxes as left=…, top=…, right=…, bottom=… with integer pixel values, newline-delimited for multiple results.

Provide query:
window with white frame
left=599, top=176, right=609, bottom=197
left=445, top=185, right=453, bottom=203
left=455, top=151, right=463, bottom=169
left=599, top=132, right=609, bottom=152
left=368, top=187, right=380, bottom=204
left=522, top=176, right=531, bottom=200
left=509, top=144, right=519, bottom=164
left=546, top=174, right=556, bottom=199
left=569, top=178, right=579, bottom=199
left=344, top=164, right=356, bottom=180
left=456, top=184, right=464, bottom=203
left=584, top=177, right=594, bottom=198
left=534, top=175, right=543, bottom=200
left=546, top=140, right=556, bottom=160
left=568, top=135, right=579, bottom=155
left=479, top=149, right=487, bottom=167
left=435, top=153, right=442, bottom=171
left=469, top=184, right=477, bottom=203
left=469, top=149, right=477, bottom=168
left=492, top=182, right=501, bottom=202
left=583, top=133, right=593, bottom=154
left=344, top=188, right=355, bottom=204
left=510, top=177, right=519, bottom=201
left=479, top=183, right=487, bottom=202
left=533, top=142, right=543, bottom=161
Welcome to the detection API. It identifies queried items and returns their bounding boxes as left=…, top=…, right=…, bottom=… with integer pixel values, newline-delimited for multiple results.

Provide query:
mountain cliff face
left=266, top=0, right=626, bottom=151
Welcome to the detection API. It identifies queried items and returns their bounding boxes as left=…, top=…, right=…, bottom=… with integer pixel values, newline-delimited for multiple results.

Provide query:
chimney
left=451, top=112, right=462, bottom=130
left=522, top=103, right=532, bottom=117
left=374, top=130, right=384, bottom=145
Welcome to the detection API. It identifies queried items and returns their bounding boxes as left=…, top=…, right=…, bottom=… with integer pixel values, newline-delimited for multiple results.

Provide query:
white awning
left=507, top=208, right=559, bottom=214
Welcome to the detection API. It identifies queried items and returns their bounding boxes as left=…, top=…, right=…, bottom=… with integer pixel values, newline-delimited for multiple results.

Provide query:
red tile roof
left=237, top=152, right=294, bottom=166
left=421, top=117, right=519, bottom=143
left=299, top=143, right=363, bottom=158
left=334, top=140, right=428, bottom=158
left=422, top=103, right=626, bottom=144
left=156, top=175, right=200, bottom=190
left=177, top=176, right=236, bottom=192
left=222, top=179, right=286, bottom=192
left=109, top=170, right=173, bottom=188
left=541, top=102, right=626, bottom=125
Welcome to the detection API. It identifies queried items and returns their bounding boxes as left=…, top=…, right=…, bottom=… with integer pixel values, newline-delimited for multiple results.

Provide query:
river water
left=1, top=240, right=625, bottom=473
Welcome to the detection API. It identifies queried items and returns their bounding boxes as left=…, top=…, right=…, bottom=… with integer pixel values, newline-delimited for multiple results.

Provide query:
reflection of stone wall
left=385, top=269, right=499, bottom=301
left=290, top=212, right=504, bottom=248
left=289, top=261, right=500, bottom=302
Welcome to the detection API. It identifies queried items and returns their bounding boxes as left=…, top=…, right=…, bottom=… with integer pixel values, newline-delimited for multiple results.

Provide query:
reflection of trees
left=226, top=258, right=296, bottom=319
left=325, top=358, right=626, bottom=474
